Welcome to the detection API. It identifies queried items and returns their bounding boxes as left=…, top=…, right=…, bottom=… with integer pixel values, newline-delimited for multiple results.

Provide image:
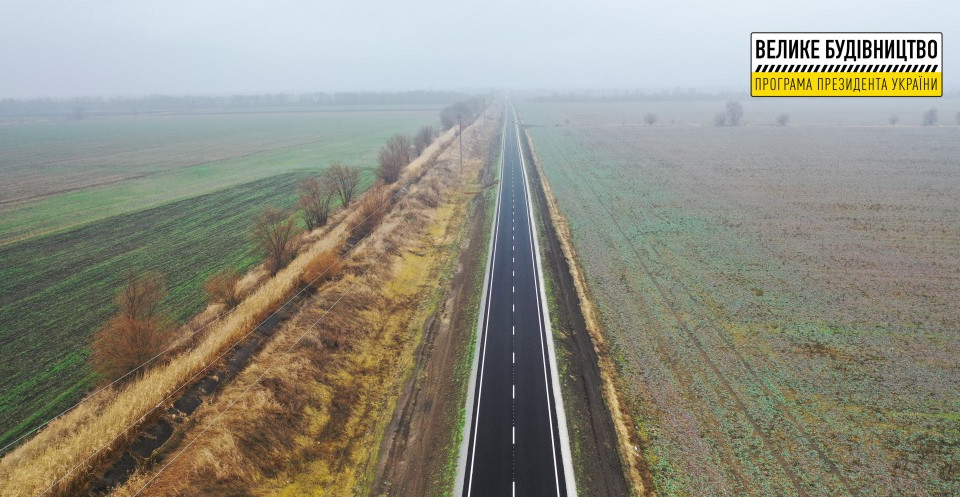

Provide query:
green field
left=522, top=100, right=960, bottom=496
left=0, top=173, right=322, bottom=448
left=0, top=108, right=437, bottom=244
left=0, top=107, right=433, bottom=451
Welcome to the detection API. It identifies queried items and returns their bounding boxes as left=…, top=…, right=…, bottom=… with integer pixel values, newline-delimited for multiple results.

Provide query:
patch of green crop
left=0, top=172, right=313, bottom=450
left=0, top=108, right=437, bottom=244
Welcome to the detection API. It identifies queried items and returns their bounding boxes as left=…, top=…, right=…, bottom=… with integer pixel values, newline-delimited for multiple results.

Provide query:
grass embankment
left=0, top=125, right=459, bottom=496
left=0, top=172, right=322, bottom=451
left=522, top=128, right=651, bottom=496
left=104, top=122, right=486, bottom=496
left=370, top=111, right=503, bottom=497
left=433, top=157, right=501, bottom=496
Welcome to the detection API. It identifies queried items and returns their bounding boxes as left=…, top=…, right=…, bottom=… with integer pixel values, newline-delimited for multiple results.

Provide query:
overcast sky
left=0, top=0, right=954, bottom=98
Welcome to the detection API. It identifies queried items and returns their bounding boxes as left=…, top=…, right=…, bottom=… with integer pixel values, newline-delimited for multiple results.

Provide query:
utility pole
left=458, top=113, right=463, bottom=174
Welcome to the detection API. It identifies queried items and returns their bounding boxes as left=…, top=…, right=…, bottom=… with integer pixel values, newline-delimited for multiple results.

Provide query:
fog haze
left=0, top=0, right=955, bottom=98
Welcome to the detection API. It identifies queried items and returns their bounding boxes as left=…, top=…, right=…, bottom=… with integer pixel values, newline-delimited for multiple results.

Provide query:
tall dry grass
left=103, top=110, right=496, bottom=497
left=299, top=246, right=344, bottom=290
left=0, top=123, right=463, bottom=497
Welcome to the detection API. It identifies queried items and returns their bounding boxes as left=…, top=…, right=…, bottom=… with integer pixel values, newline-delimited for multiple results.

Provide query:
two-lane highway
left=456, top=107, right=576, bottom=496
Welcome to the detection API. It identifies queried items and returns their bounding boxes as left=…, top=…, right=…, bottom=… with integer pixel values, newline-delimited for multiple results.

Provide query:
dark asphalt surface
left=462, top=111, right=567, bottom=497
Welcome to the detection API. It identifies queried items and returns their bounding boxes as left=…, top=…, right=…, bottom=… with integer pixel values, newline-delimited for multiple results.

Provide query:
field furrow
left=522, top=101, right=960, bottom=497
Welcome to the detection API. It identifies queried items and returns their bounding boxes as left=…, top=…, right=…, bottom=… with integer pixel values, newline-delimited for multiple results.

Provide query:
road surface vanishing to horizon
left=457, top=107, right=576, bottom=497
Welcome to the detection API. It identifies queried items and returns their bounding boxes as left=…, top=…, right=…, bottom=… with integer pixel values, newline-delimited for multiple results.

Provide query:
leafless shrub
left=377, top=134, right=412, bottom=183
left=204, top=270, right=242, bottom=309
left=889, top=115, right=899, bottom=125
left=413, top=125, right=434, bottom=157
left=252, top=208, right=302, bottom=274
left=644, top=112, right=657, bottom=126
left=713, top=112, right=727, bottom=126
left=298, top=176, right=333, bottom=231
left=91, top=271, right=172, bottom=383
left=725, top=101, right=743, bottom=126
left=776, top=114, right=790, bottom=126
left=324, top=161, right=360, bottom=207
left=922, top=107, right=938, bottom=126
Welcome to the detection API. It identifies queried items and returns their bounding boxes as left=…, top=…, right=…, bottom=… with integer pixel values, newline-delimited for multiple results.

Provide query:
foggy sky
left=0, top=0, right=955, bottom=98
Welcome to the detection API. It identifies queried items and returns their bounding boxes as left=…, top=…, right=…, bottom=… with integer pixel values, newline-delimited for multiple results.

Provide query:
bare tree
left=413, top=125, right=434, bottom=157
left=889, top=115, right=899, bottom=125
left=91, top=271, right=172, bottom=382
left=298, top=176, right=333, bottom=230
left=644, top=113, right=658, bottom=126
left=252, top=208, right=301, bottom=274
left=377, top=134, right=412, bottom=184
left=713, top=112, right=727, bottom=126
left=725, top=101, right=743, bottom=126
left=776, top=114, right=790, bottom=126
left=922, top=108, right=938, bottom=126
left=204, top=269, right=242, bottom=309
left=324, top=161, right=360, bottom=207
left=440, top=97, right=484, bottom=130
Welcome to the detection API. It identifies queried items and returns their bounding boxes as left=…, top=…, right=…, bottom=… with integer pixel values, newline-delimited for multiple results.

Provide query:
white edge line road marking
left=514, top=106, right=579, bottom=496
left=454, top=112, right=507, bottom=497
left=513, top=108, right=562, bottom=496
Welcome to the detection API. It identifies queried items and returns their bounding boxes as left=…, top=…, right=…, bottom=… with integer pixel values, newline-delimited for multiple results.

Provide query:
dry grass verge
left=0, top=125, right=460, bottom=497
left=103, top=114, right=489, bottom=496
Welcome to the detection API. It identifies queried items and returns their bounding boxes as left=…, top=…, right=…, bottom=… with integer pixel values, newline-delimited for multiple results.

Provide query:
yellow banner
left=751, top=72, right=942, bottom=97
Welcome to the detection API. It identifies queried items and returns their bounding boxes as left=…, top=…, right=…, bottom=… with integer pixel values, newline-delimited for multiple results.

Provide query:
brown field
left=523, top=100, right=960, bottom=497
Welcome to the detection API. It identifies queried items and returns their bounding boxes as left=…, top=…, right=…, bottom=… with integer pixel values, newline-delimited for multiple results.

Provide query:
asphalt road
left=459, top=108, right=574, bottom=496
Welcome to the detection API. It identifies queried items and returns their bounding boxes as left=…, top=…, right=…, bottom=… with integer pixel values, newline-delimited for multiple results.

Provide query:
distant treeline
left=527, top=89, right=747, bottom=102
left=0, top=91, right=470, bottom=118
left=439, top=96, right=486, bottom=129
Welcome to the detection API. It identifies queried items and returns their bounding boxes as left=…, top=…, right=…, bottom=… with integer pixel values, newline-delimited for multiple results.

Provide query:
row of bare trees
left=439, top=97, right=485, bottom=130
left=378, top=125, right=435, bottom=183
left=91, top=121, right=442, bottom=383
left=299, top=162, right=360, bottom=230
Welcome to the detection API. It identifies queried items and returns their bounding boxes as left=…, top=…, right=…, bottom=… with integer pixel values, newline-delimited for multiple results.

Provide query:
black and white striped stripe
left=755, top=64, right=940, bottom=72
